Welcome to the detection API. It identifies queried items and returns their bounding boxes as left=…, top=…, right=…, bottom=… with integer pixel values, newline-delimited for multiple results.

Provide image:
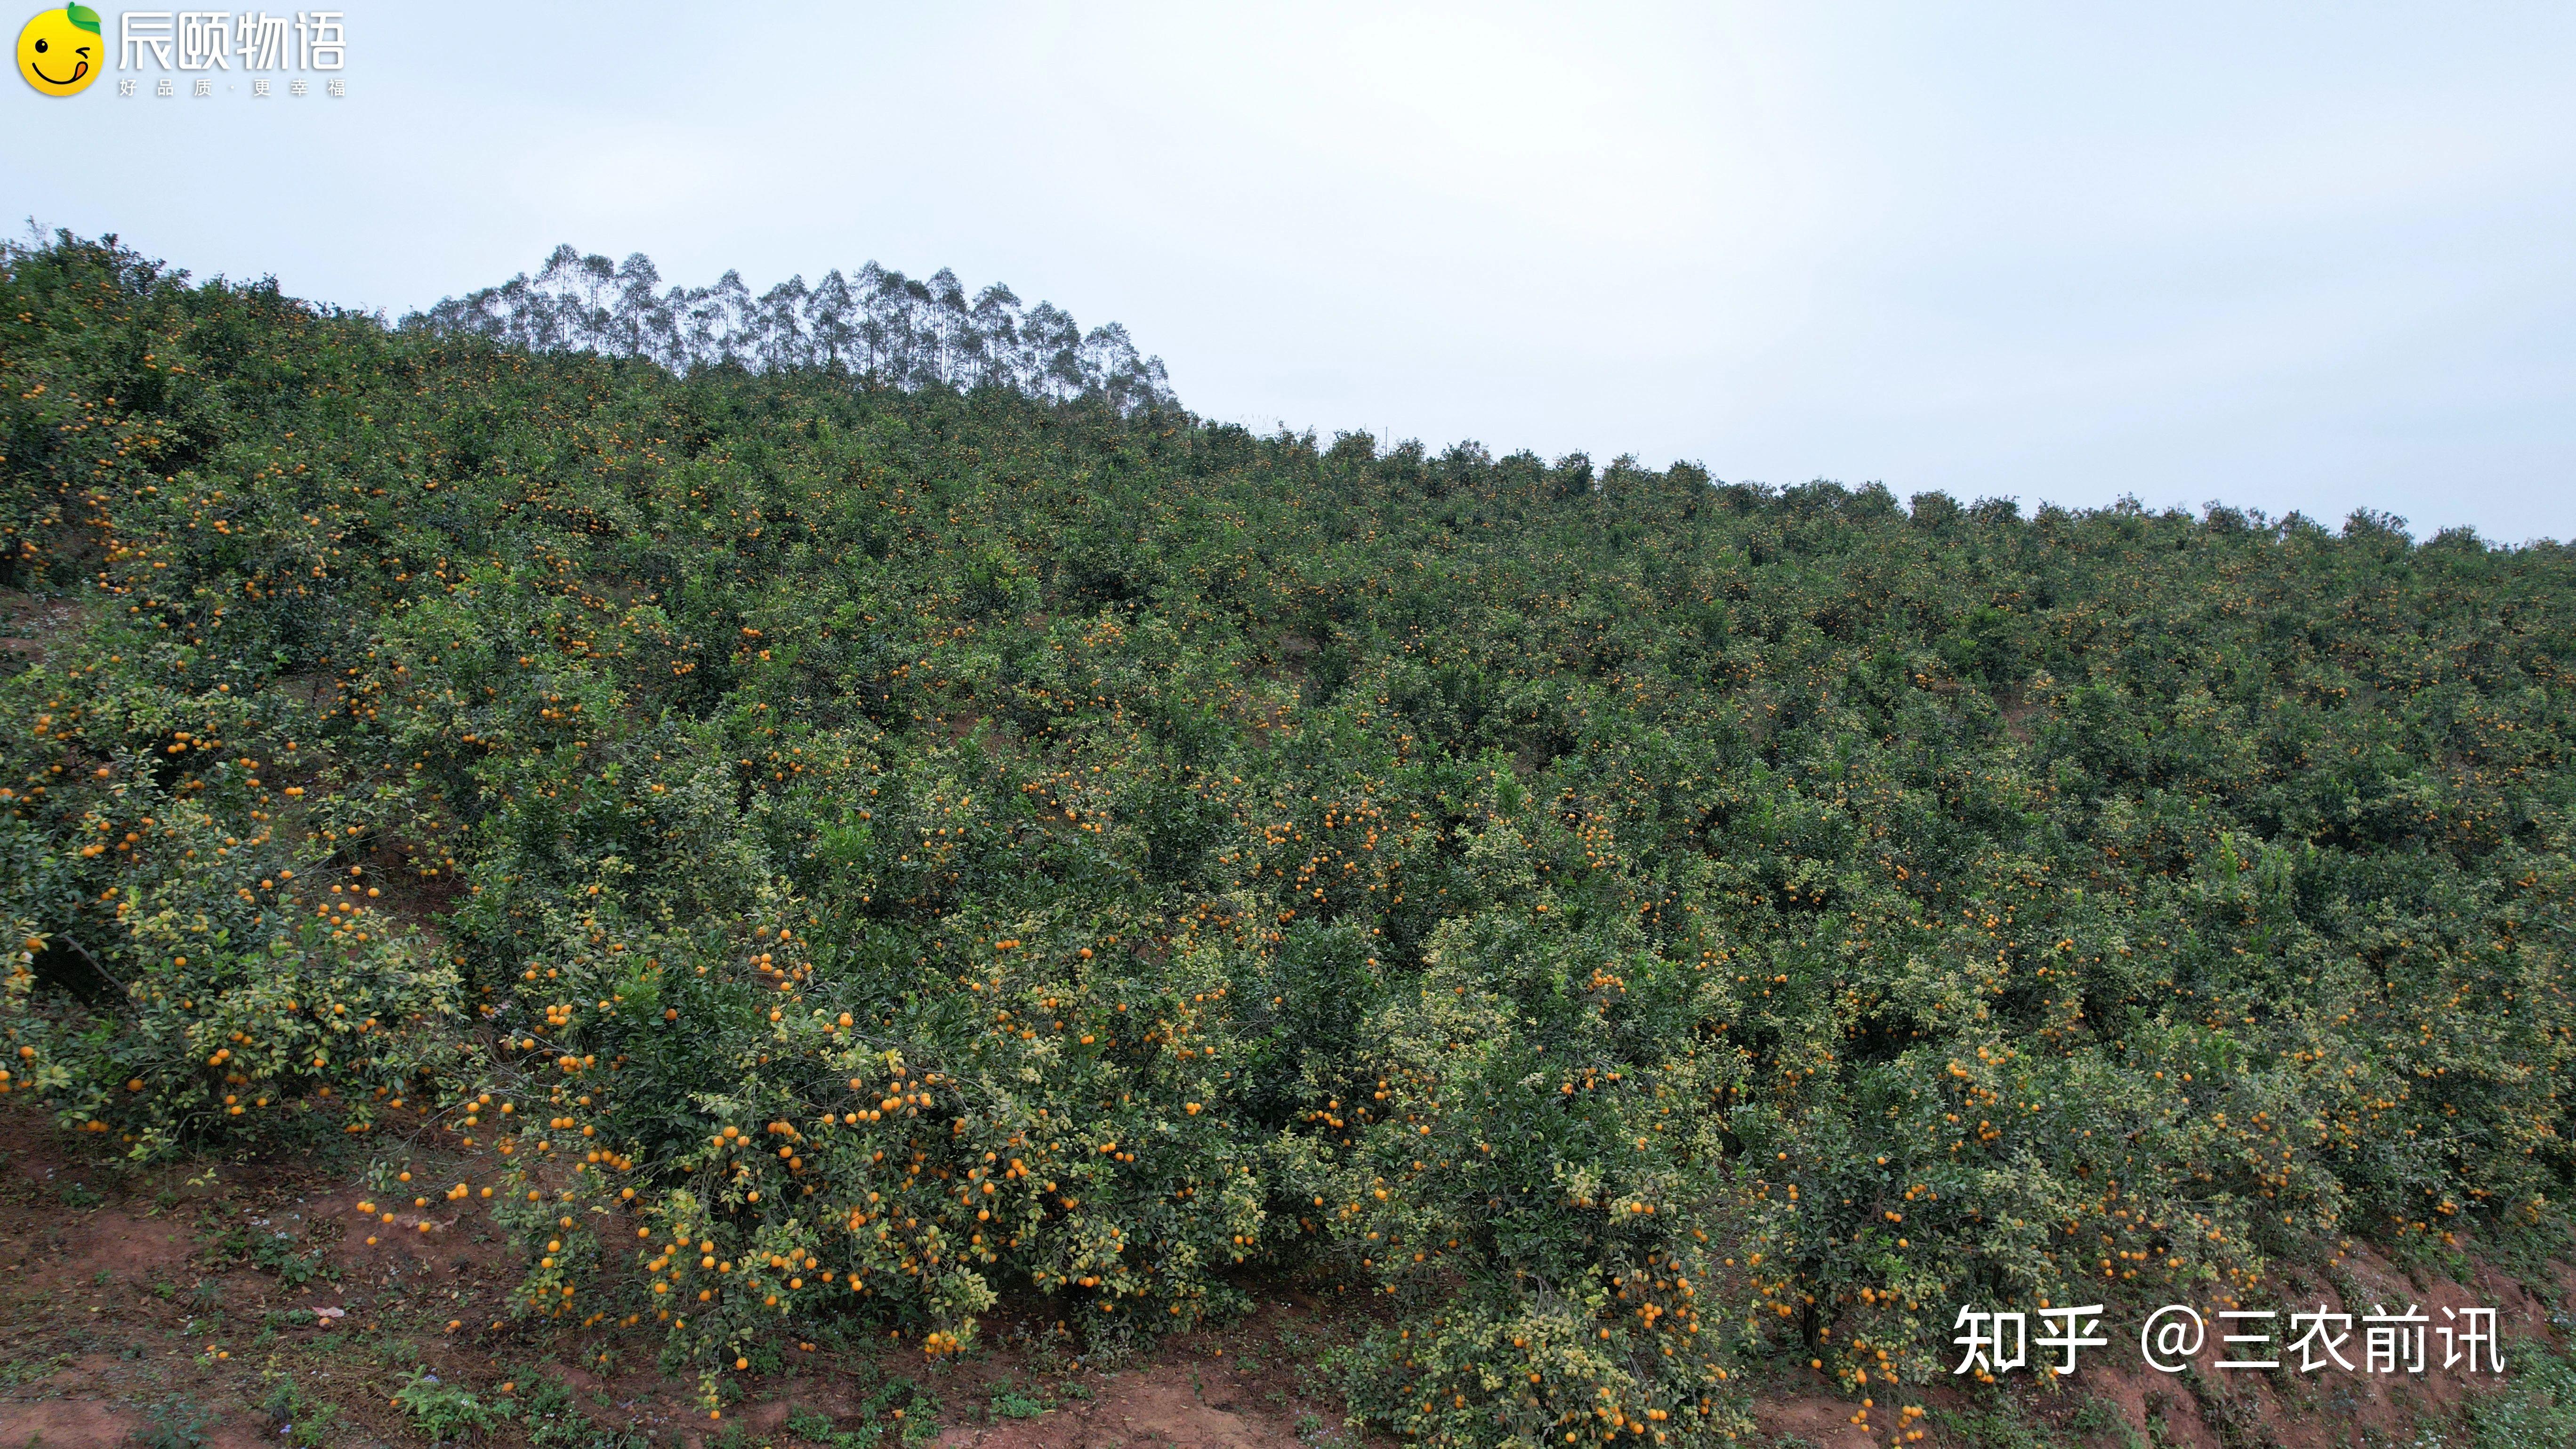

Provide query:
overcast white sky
left=9, top=2, right=2573, bottom=539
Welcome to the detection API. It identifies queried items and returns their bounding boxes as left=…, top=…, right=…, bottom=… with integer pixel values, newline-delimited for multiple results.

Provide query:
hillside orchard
left=5, top=233, right=2573, bottom=1445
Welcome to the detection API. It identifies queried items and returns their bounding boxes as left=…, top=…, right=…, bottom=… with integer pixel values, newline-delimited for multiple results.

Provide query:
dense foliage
left=5, top=232, right=2574, bottom=1446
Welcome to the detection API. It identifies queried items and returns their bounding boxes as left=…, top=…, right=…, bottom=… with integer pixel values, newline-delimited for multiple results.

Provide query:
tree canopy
left=4, top=230, right=2572, bottom=1446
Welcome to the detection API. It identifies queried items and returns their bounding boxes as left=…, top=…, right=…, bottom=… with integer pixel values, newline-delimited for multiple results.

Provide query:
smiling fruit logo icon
left=17, top=4, right=102, bottom=96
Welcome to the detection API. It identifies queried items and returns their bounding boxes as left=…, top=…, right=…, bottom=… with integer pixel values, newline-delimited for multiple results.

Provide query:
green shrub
left=261, top=1372, right=338, bottom=1448
left=2463, top=1336, right=2576, bottom=1448
left=6, top=230, right=2574, bottom=1449
left=392, top=1372, right=508, bottom=1443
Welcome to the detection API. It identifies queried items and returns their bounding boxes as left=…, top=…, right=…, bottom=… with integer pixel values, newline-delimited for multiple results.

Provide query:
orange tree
left=7, top=231, right=2575, bottom=1447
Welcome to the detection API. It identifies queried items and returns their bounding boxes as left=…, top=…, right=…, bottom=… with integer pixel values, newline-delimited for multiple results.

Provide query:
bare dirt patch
left=0, top=1395, right=143, bottom=1445
left=941, top=1362, right=1296, bottom=1449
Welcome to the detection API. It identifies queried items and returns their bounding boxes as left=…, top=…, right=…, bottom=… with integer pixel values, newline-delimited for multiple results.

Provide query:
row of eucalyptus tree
left=406, top=244, right=1175, bottom=411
